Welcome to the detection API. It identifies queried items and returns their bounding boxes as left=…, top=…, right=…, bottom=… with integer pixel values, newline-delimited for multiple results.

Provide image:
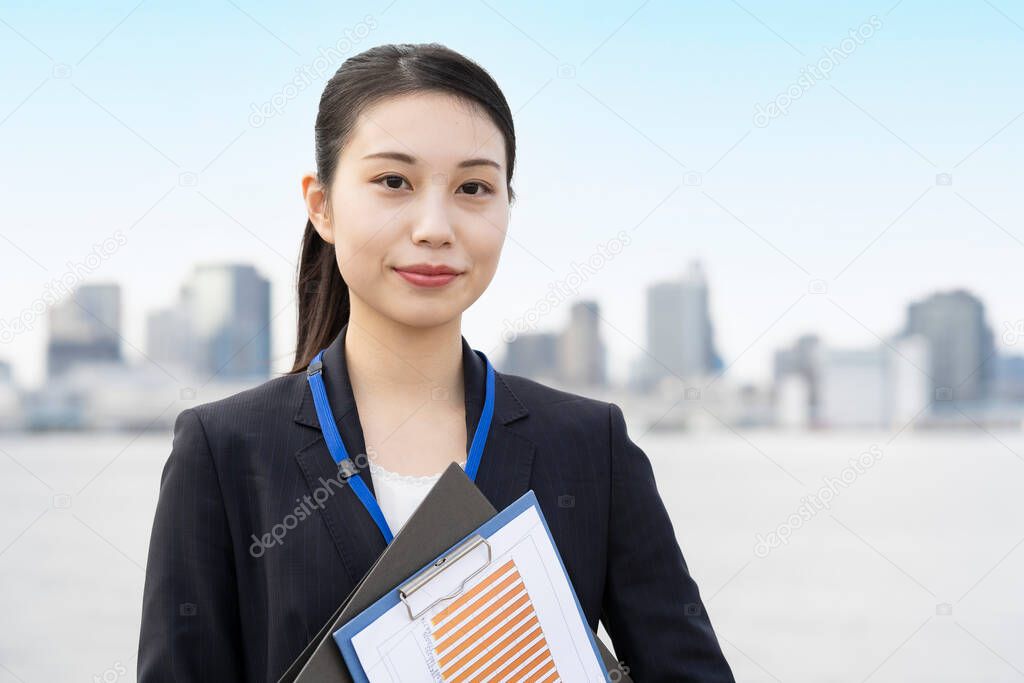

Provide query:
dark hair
left=288, top=43, right=517, bottom=374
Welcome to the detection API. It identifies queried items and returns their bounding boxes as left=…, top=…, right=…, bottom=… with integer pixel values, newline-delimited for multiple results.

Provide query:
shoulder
left=174, top=371, right=306, bottom=447
left=497, top=371, right=620, bottom=436
left=496, top=372, right=640, bottom=462
left=497, top=373, right=640, bottom=488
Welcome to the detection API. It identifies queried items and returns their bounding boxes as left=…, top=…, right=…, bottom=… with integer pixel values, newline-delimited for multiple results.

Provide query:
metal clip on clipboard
left=397, top=534, right=492, bottom=620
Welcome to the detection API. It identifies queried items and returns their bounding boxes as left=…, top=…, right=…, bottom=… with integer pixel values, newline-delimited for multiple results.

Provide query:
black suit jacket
left=138, top=322, right=734, bottom=682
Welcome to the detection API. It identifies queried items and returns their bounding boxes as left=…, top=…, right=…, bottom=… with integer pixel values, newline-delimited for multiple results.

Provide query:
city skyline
left=2, top=256, right=1020, bottom=432
left=2, top=253, right=1022, bottom=394
left=2, top=2, right=1021, bottom=391
left=1, top=257, right=1021, bottom=385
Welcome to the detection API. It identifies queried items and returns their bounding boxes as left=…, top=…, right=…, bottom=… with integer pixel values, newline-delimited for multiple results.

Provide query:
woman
left=138, top=42, right=733, bottom=682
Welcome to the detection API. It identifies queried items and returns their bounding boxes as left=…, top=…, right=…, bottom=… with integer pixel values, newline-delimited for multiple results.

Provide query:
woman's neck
left=343, top=302, right=465, bottom=405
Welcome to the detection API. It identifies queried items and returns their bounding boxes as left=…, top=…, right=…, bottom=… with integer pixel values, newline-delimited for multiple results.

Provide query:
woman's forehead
left=345, top=93, right=505, bottom=171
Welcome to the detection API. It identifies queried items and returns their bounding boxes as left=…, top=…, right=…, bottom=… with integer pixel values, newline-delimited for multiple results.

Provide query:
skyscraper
left=642, top=260, right=719, bottom=388
left=145, top=303, right=193, bottom=373
left=181, top=264, right=271, bottom=380
left=559, top=300, right=606, bottom=387
left=901, top=289, right=994, bottom=403
left=47, top=283, right=122, bottom=378
left=503, top=331, right=560, bottom=382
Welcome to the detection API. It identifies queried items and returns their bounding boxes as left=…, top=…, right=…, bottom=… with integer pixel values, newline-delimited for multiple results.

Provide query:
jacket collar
left=291, top=321, right=535, bottom=586
left=292, top=321, right=529, bottom=437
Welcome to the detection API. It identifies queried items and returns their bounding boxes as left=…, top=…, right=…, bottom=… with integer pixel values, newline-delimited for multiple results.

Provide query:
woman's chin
left=383, top=304, right=465, bottom=330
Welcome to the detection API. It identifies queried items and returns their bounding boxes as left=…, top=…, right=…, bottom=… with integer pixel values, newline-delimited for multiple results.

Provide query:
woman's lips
left=392, top=267, right=460, bottom=288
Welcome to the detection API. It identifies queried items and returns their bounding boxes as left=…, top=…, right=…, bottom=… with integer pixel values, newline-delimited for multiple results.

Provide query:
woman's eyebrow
left=362, top=151, right=500, bottom=170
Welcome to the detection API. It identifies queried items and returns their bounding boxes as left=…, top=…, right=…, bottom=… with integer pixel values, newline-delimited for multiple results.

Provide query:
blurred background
left=1, top=1, right=1022, bottom=681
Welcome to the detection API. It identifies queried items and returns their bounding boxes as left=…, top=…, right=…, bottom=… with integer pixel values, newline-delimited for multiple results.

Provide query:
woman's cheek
left=334, top=244, right=374, bottom=289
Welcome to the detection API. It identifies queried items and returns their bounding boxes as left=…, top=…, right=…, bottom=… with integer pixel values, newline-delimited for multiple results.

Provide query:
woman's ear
left=301, top=173, right=334, bottom=244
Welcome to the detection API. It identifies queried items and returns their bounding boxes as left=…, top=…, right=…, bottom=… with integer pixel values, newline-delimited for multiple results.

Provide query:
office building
left=47, top=283, right=122, bottom=378
left=642, top=260, right=719, bottom=388
left=901, top=289, right=994, bottom=403
left=181, top=264, right=271, bottom=380
left=559, top=300, right=606, bottom=387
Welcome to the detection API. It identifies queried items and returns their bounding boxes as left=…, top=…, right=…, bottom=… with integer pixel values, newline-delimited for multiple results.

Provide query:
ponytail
left=288, top=219, right=350, bottom=374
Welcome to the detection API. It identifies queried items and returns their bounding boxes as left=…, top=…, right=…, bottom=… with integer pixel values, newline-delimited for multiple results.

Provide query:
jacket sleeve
left=600, top=402, right=734, bottom=682
left=138, top=408, right=245, bottom=681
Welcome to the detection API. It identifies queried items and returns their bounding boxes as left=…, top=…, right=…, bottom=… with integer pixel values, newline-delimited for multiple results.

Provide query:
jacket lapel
left=292, top=322, right=535, bottom=586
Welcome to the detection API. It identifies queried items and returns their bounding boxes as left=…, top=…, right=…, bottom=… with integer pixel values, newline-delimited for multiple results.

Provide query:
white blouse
left=368, top=458, right=467, bottom=535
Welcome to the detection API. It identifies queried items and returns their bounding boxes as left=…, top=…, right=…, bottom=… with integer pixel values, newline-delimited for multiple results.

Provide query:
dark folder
left=279, top=462, right=631, bottom=682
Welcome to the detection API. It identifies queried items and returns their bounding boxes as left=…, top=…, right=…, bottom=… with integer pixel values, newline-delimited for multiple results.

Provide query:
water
left=1, top=428, right=1022, bottom=682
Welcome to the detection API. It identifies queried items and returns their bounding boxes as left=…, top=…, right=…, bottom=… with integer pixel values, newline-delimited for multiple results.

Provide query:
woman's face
left=307, top=91, right=509, bottom=329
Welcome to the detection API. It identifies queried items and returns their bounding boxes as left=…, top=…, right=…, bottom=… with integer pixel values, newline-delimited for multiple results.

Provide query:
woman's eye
left=458, top=181, right=493, bottom=196
left=376, top=174, right=409, bottom=191
left=375, top=175, right=492, bottom=196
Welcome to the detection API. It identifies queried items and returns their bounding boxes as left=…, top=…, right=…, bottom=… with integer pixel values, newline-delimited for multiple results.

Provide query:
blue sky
left=1, top=0, right=1021, bottom=387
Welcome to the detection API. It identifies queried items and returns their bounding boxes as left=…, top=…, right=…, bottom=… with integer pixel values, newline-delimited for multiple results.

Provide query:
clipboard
left=398, top=533, right=492, bottom=620
left=279, top=463, right=495, bottom=682
left=280, top=462, right=631, bottom=682
left=332, top=489, right=609, bottom=682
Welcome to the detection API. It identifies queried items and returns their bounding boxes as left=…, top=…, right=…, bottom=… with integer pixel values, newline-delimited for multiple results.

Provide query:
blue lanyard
left=305, top=347, right=496, bottom=544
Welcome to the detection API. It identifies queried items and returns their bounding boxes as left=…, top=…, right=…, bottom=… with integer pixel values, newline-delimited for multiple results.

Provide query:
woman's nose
left=409, top=187, right=457, bottom=246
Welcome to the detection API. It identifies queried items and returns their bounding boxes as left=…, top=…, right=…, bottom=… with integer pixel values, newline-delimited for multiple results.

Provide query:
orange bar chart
left=429, top=558, right=561, bottom=682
